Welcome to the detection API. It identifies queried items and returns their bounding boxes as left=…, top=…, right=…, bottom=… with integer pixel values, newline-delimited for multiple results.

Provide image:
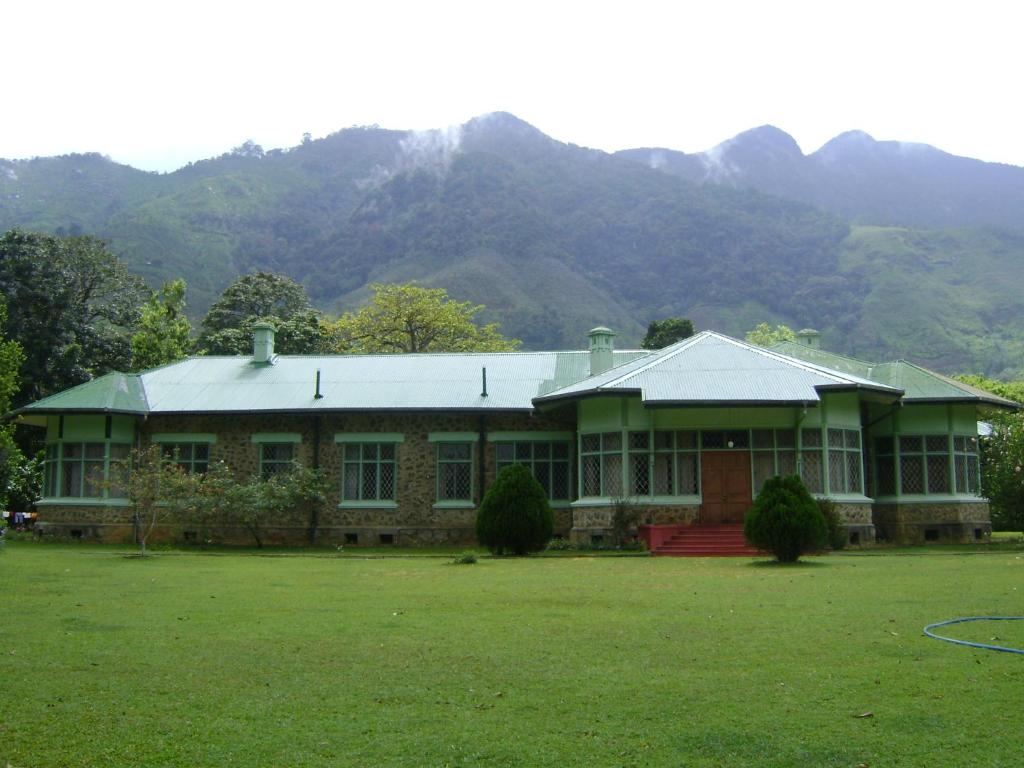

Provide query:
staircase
left=649, top=524, right=763, bottom=557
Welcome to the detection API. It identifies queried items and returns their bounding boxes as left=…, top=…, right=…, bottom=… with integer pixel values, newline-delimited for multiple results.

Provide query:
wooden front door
left=700, top=451, right=752, bottom=524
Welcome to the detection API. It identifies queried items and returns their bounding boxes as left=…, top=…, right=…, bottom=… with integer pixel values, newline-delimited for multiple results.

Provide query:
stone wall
left=873, top=501, right=991, bottom=544
left=37, top=410, right=576, bottom=546
left=571, top=503, right=700, bottom=544
left=834, top=502, right=876, bottom=545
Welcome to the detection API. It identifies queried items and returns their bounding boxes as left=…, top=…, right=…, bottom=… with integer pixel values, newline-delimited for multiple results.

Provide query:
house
left=11, top=324, right=1016, bottom=547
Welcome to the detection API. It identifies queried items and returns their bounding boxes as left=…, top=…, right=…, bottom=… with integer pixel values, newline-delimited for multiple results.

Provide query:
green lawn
left=2, top=543, right=1022, bottom=767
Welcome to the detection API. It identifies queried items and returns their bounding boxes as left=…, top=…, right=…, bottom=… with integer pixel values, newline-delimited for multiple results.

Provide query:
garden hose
left=923, top=617, right=1024, bottom=655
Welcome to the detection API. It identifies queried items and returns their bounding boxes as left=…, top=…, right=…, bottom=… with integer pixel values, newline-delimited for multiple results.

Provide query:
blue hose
left=923, top=616, right=1024, bottom=654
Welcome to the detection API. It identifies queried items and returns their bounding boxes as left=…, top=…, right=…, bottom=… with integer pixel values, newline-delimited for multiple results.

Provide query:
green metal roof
left=535, top=332, right=902, bottom=406
left=772, top=341, right=1019, bottom=410
left=16, top=372, right=149, bottom=416
left=13, top=350, right=649, bottom=417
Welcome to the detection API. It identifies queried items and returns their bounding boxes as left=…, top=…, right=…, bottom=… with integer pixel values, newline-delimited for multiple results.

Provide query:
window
left=342, top=443, right=396, bottom=502
left=495, top=441, right=571, bottom=501
left=260, top=443, right=295, bottom=479
left=876, top=434, right=976, bottom=497
left=580, top=432, right=623, bottom=497
left=437, top=442, right=473, bottom=501
left=751, top=429, right=797, bottom=493
left=800, top=428, right=823, bottom=494
left=953, top=435, right=981, bottom=495
left=160, top=443, right=210, bottom=474
left=625, top=430, right=698, bottom=497
left=42, top=442, right=130, bottom=499
left=828, top=428, right=863, bottom=494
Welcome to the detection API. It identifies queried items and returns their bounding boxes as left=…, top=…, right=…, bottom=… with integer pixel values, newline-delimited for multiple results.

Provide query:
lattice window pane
left=630, top=454, right=650, bottom=495
left=380, top=462, right=395, bottom=499
left=876, top=454, right=896, bottom=496
left=361, top=463, right=378, bottom=499
left=581, top=434, right=600, bottom=453
left=439, top=463, right=472, bottom=500
left=775, top=429, right=795, bottom=448
left=439, top=443, right=470, bottom=461
left=496, top=443, right=514, bottom=461
left=63, top=458, right=82, bottom=496
left=345, top=444, right=360, bottom=460
left=534, top=463, right=551, bottom=496
left=602, top=455, right=623, bottom=496
left=801, top=429, right=822, bottom=448
left=777, top=450, right=796, bottom=476
left=752, top=430, right=773, bottom=449
left=927, top=455, right=949, bottom=494
left=676, top=430, right=697, bottom=449
left=954, top=454, right=968, bottom=492
left=801, top=451, right=823, bottom=493
left=516, top=442, right=532, bottom=461
left=551, top=462, right=570, bottom=500
left=629, top=431, right=649, bottom=450
left=701, top=431, right=725, bottom=449
left=84, top=460, right=105, bottom=497
left=653, top=453, right=673, bottom=495
left=828, top=428, right=844, bottom=448
left=968, top=456, right=980, bottom=494
left=753, top=452, right=775, bottom=494
left=926, top=435, right=948, bottom=453
left=845, top=430, right=861, bottom=449
left=901, top=455, right=924, bottom=494
left=654, top=431, right=673, bottom=450
left=380, top=444, right=395, bottom=461
left=677, top=454, right=698, bottom=494
left=846, top=452, right=862, bottom=494
left=552, top=443, right=569, bottom=459
left=829, top=450, right=846, bottom=493
left=534, top=442, right=550, bottom=459
left=343, top=464, right=360, bottom=499
left=602, top=432, right=622, bottom=451
left=900, top=436, right=923, bottom=453
left=726, top=431, right=749, bottom=448
left=582, top=455, right=601, bottom=496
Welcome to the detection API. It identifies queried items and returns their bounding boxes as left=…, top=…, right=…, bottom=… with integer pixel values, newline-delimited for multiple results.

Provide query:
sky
left=3, top=0, right=1022, bottom=172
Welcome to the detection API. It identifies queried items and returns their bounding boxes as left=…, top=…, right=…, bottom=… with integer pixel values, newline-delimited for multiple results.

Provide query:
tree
left=641, top=318, right=695, bottom=349
left=0, top=296, right=26, bottom=510
left=195, top=272, right=330, bottom=355
left=108, top=445, right=198, bottom=557
left=476, top=464, right=553, bottom=555
left=745, top=322, right=797, bottom=347
left=0, top=229, right=147, bottom=405
left=980, top=412, right=1024, bottom=531
left=131, top=279, right=192, bottom=371
left=743, top=475, right=827, bottom=562
left=330, top=283, right=520, bottom=353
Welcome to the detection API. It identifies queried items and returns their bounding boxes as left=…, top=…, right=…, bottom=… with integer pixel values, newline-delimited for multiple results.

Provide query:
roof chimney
left=253, top=322, right=276, bottom=364
left=796, top=328, right=820, bottom=349
left=588, top=326, right=616, bottom=376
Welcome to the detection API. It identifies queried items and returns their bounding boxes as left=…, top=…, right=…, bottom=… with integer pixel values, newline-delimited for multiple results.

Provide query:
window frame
left=42, top=440, right=132, bottom=501
left=495, top=439, right=573, bottom=502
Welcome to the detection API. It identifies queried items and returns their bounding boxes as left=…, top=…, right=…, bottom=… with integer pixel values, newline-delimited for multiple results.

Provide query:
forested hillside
left=3, top=112, right=1024, bottom=376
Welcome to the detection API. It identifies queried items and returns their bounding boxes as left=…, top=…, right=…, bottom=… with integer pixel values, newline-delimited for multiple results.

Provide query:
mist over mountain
left=617, top=125, right=1024, bottom=231
left=3, top=112, right=1024, bottom=376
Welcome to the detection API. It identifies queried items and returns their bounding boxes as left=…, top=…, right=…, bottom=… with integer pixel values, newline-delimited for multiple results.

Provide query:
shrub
left=452, top=551, right=477, bottom=565
left=476, top=464, right=553, bottom=555
left=610, top=496, right=640, bottom=547
left=743, top=475, right=827, bottom=562
left=545, top=537, right=573, bottom=552
left=818, top=498, right=848, bottom=550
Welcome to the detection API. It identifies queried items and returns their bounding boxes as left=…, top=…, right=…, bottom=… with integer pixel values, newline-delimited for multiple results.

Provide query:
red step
left=650, top=524, right=763, bottom=557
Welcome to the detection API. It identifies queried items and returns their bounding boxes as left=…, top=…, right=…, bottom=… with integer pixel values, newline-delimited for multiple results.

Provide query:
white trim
left=334, top=433, right=405, bottom=444
left=151, top=433, right=217, bottom=444
left=337, top=501, right=399, bottom=510
left=489, top=431, right=574, bottom=442
left=428, top=432, right=480, bottom=442
left=251, top=433, right=302, bottom=444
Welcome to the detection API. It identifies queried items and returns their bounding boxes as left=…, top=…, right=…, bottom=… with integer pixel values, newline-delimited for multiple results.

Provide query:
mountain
left=3, top=113, right=1024, bottom=376
left=617, top=126, right=1024, bottom=231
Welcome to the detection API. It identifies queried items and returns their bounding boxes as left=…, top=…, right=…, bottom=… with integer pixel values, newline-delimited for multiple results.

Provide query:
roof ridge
left=714, top=333, right=855, bottom=385
left=602, top=332, right=709, bottom=387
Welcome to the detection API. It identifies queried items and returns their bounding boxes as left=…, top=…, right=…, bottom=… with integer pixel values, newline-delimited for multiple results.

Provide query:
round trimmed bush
left=743, top=475, right=828, bottom=562
left=476, top=464, right=554, bottom=555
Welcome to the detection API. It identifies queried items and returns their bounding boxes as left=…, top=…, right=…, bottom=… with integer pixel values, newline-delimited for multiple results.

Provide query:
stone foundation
left=570, top=503, right=700, bottom=544
left=833, top=502, right=876, bottom=546
left=873, top=501, right=991, bottom=544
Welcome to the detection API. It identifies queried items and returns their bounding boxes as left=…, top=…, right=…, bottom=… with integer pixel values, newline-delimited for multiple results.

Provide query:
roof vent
left=796, top=328, right=820, bottom=349
left=253, top=322, right=276, bottom=364
left=588, top=326, right=616, bottom=376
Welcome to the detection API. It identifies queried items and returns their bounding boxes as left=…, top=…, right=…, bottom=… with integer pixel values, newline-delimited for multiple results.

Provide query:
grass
left=1, top=542, right=1022, bottom=767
